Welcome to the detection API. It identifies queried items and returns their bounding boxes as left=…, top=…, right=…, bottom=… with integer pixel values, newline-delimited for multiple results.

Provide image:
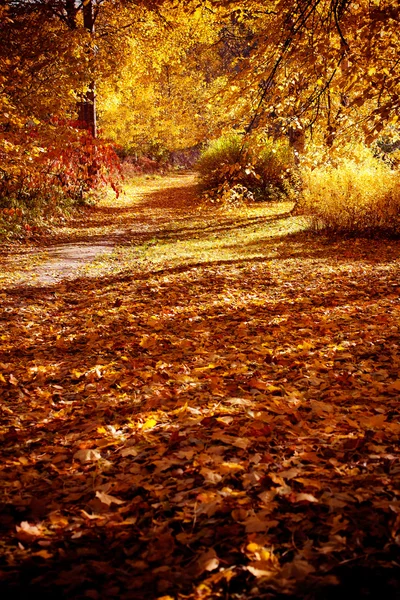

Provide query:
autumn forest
left=1, top=1, right=400, bottom=598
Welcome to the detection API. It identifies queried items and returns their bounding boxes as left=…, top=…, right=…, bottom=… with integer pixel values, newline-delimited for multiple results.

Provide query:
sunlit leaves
left=98, top=2, right=224, bottom=150
left=1, top=174, right=400, bottom=597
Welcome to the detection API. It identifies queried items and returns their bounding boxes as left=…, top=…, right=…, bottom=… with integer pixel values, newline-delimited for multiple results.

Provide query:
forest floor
left=0, top=173, right=399, bottom=599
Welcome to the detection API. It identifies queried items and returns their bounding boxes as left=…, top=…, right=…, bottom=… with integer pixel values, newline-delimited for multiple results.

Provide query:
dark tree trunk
left=65, top=0, right=77, bottom=29
left=77, top=0, right=97, bottom=137
left=77, top=83, right=97, bottom=138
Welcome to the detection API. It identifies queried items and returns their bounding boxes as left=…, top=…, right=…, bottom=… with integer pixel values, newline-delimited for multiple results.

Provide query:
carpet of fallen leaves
left=0, top=174, right=399, bottom=599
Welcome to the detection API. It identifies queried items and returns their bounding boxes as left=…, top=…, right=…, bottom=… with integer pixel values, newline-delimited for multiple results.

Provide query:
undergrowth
left=196, top=133, right=297, bottom=204
left=0, top=125, right=121, bottom=238
left=300, top=144, right=400, bottom=236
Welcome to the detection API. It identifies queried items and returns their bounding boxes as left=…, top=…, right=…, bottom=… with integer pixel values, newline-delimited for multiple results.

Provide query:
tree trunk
left=77, top=0, right=97, bottom=138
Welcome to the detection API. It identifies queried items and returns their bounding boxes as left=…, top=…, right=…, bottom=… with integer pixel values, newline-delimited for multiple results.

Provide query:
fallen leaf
left=142, top=417, right=157, bottom=430
left=246, top=561, right=277, bottom=578
left=73, top=449, right=102, bottom=463
left=196, top=548, right=219, bottom=574
left=16, top=521, right=43, bottom=542
left=292, top=492, right=319, bottom=503
left=95, top=491, right=126, bottom=506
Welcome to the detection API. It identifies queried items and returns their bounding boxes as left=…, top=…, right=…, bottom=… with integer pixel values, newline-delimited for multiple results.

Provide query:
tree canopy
left=0, top=0, right=399, bottom=214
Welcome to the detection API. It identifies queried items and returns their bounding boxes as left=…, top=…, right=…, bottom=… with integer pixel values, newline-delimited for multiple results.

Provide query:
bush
left=116, top=140, right=172, bottom=176
left=196, top=133, right=296, bottom=203
left=196, top=134, right=244, bottom=191
left=300, top=145, right=400, bottom=236
left=0, top=123, right=121, bottom=235
left=254, top=138, right=297, bottom=201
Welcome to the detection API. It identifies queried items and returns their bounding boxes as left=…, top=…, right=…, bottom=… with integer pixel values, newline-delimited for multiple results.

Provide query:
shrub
left=196, top=133, right=296, bottom=203
left=116, top=140, right=173, bottom=176
left=0, top=123, right=121, bottom=234
left=253, top=137, right=297, bottom=201
left=300, top=145, right=400, bottom=236
left=196, top=134, right=244, bottom=191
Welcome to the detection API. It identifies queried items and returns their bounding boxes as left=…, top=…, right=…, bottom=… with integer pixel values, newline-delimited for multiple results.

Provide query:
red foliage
left=0, top=121, right=122, bottom=217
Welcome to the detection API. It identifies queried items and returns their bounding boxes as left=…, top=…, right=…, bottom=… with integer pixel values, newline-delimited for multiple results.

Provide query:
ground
left=0, top=173, right=399, bottom=599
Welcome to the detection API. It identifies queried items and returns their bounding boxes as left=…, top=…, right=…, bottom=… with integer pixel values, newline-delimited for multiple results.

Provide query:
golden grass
left=301, top=146, right=400, bottom=235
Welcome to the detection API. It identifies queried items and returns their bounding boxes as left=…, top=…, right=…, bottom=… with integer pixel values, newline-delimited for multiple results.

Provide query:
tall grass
left=300, top=145, right=400, bottom=236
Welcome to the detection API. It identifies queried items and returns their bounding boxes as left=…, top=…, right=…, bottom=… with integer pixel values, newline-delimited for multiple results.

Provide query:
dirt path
left=1, top=175, right=400, bottom=600
left=1, top=172, right=301, bottom=287
left=1, top=173, right=201, bottom=286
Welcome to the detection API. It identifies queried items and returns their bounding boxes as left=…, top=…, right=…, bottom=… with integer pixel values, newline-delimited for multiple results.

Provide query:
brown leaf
left=95, top=491, right=126, bottom=506
left=196, top=548, right=219, bottom=575
left=73, top=448, right=102, bottom=463
left=16, top=521, right=43, bottom=542
left=9, top=374, right=18, bottom=386
left=246, top=561, right=278, bottom=578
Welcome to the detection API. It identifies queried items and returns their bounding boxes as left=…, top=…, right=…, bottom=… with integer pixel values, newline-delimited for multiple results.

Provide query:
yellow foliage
left=300, top=144, right=400, bottom=235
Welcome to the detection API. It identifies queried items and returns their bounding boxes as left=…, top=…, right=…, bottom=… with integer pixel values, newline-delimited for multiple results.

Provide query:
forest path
left=1, top=174, right=400, bottom=600
left=1, top=171, right=301, bottom=288
left=1, top=173, right=201, bottom=286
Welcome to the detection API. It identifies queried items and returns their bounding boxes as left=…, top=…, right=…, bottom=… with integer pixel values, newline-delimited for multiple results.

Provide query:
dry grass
left=300, top=145, right=400, bottom=235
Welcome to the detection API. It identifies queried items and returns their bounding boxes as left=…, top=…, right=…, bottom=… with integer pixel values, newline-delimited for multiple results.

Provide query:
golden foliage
left=300, top=145, right=400, bottom=234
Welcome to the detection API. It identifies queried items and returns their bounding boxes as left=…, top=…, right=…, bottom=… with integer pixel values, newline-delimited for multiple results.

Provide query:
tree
left=206, top=0, right=399, bottom=148
left=96, top=0, right=399, bottom=157
left=0, top=1, right=122, bottom=215
left=97, top=3, right=226, bottom=153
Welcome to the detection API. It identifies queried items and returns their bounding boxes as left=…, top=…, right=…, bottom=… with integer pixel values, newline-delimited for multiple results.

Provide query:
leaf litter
left=0, top=174, right=399, bottom=599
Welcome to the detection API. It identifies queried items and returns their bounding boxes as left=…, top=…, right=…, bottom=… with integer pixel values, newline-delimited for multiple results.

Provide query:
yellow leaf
left=142, top=417, right=157, bottom=430
left=72, top=370, right=85, bottom=379
left=147, top=315, right=161, bottom=329
left=140, top=334, right=157, bottom=349
left=33, top=550, right=52, bottom=559
left=247, top=542, right=260, bottom=553
left=194, top=363, right=217, bottom=371
left=49, top=512, right=69, bottom=527
left=219, top=462, right=244, bottom=473
left=266, top=384, right=281, bottom=393
left=260, top=548, right=273, bottom=561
